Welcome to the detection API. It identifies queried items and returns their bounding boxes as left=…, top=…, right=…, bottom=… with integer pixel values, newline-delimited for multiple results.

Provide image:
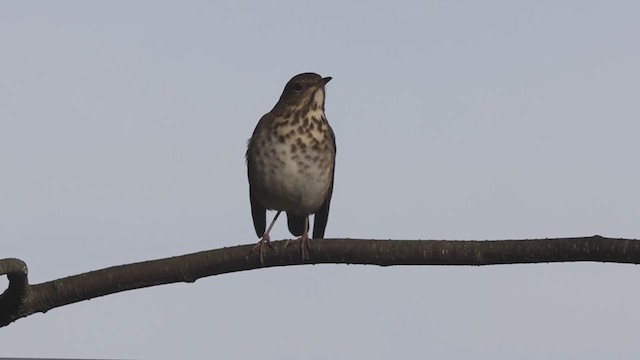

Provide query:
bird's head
left=274, top=72, right=332, bottom=112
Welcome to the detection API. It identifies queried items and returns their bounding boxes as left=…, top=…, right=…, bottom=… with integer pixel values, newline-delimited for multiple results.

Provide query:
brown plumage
left=246, top=73, right=336, bottom=263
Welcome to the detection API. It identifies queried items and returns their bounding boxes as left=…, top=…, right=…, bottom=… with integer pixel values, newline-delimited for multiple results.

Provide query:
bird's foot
left=250, top=233, right=275, bottom=265
left=285, top=234, right=311, bottom=261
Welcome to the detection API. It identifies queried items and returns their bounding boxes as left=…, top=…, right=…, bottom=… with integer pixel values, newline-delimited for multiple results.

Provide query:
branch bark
left=1, top=235, right=638, bottom=327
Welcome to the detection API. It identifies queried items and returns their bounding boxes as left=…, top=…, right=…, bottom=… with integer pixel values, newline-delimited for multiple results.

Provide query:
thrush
left=246, top=72, right=336, bottom=263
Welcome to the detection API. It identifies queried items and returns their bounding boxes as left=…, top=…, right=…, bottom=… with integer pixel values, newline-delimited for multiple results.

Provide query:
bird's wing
left=247, top=112, right=272, bottom=238
left=312, top=127, right=336, bottom=239
left=249, top=186, right=266, bottom=238
left=246, top=112, right=272, bottom=162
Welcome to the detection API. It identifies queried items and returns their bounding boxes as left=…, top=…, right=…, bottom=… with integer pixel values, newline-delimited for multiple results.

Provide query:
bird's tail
left=287, top=213, right=306, bottom=237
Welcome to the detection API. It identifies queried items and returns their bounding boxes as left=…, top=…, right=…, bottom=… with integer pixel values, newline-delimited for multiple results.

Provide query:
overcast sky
left=2, top=1, right=640, bottom=359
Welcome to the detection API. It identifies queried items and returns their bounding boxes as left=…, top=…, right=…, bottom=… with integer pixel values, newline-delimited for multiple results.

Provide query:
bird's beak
left=321, top=76, right=332, bottom=85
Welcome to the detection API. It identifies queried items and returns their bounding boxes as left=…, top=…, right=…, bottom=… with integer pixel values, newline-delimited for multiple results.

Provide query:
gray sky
left=2, top=1, right=640, bottom=358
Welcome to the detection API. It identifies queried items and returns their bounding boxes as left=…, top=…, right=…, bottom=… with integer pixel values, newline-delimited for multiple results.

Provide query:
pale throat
left=309, top=89, right=326, bottom=119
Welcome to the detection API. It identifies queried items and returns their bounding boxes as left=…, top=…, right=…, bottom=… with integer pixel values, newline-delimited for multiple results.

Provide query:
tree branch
left=1, top=235, right=638, bottom=327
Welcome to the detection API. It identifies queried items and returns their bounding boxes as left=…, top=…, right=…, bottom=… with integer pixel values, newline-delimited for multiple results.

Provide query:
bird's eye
left=293, top=82, right=303, bottom=92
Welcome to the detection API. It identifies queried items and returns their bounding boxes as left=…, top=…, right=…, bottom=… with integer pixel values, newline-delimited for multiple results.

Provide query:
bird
left=246, top=72, right=336, bottom=263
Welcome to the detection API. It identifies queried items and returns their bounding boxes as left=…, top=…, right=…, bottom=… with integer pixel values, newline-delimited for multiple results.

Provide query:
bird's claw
left=285, top=235, right=311, bottom=261
left=250, top=234, right=275, bottom=265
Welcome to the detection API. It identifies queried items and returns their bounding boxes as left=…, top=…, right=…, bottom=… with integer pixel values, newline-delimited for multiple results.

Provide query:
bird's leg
left=251, top=211, right=281, bottom=264
left=285, top=216, right=311, bottom=260
left=299, top=216, right=311, bottom=260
